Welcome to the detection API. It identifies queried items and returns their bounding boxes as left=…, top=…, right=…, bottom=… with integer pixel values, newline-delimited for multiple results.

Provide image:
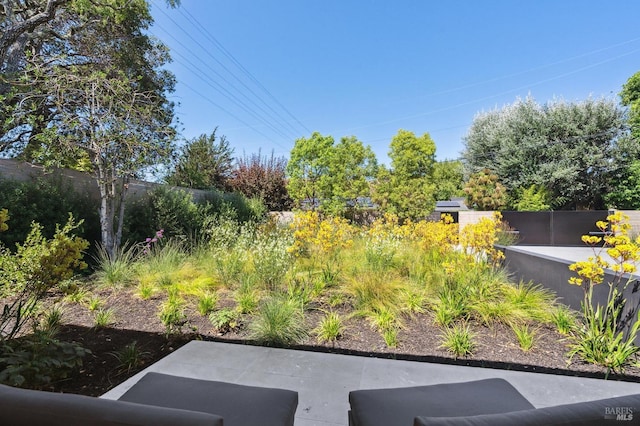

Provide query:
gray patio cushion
left=349, top=378, right=534, bottom=426
left=0, top=382, right=222, bottom=426
left=118, top=372, right=299, bottom=426
left=413, top=392, right=640, bottom=426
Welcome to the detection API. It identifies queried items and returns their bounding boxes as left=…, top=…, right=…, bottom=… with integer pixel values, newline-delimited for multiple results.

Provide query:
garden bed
left=44, top=285, right=640, bottom=397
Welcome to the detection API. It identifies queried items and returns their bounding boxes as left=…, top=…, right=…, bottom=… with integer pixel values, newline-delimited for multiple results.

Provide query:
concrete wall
left=458, top=211, right=494, bottom=231
left=0, top=158, right=210, bottom=202
left=616, top=210, right=640, bottom=237
left=502, top=245, right=640, bottom=344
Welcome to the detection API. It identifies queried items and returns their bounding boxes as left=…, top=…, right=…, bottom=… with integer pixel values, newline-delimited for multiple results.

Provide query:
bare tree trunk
left=114, top=175, right=129, bottom=252
left=96, top=160, right=114, bottom=259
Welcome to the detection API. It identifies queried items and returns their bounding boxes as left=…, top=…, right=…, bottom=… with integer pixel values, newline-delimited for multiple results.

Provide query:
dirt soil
left=28, top=286, right=640, bottom=396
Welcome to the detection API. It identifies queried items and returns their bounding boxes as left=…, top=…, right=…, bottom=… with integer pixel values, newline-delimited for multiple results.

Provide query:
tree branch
left=0, top=0, right=70, bottom=64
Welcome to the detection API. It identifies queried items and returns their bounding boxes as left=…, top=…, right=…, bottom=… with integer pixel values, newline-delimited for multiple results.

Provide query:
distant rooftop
left=435, top=197, right=468, bottom=211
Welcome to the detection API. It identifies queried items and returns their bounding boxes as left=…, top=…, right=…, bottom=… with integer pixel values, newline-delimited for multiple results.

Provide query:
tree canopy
left=286, top=132, right=377, bottom=214
left=165, top=130, right=234, bottom=191
left=462, top=96, right=630, bottom=210
left=1, top=0, right=178, bottom=258
left=372, top=130, right=437, bottom=220
left=620, top=70, right=640, bottom=141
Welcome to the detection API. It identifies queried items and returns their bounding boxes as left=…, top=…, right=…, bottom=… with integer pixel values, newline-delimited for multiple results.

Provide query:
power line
left=153, top=3, right=304, bottom=141
left=179, top=6, right=311, bottom=135
left=178, top=79, right=292, bottom=152
left=152, top=25, right=296, bottom=143
left=339, top=47, right=640, bottom=134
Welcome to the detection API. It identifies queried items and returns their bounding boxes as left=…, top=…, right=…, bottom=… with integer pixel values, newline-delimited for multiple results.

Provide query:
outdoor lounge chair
left=348, top=377, right=640, bottom=426
left=0, top=372, right=298, bottom=426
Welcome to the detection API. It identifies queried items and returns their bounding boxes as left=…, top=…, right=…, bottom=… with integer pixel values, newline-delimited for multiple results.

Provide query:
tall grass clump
left=345, top=271, right=403, bottom=314
left=314, top=311, right=344, bottom=344
left=93, top=243, right=138, bottom=287
left=511, top=323, right=537, bottom=352
left=249, top=297, right=308, bottom=346
left=440, top=323, right=475, bottom=358
left=551, top=305, right=577, bottom=335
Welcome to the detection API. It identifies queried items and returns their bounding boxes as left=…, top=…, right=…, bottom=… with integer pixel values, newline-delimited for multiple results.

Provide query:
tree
left=431, top=160, right=464, bottom=201
left=605, top=160, right=640, bottom=209
left=372, top=129, right=437, bottom=220
left=620, top=71, right=640, bottom=141
left=286, top=132, right=334, bottom=210
left=324, top=136, right=378, bottom=215
left=286, top=132, right=378, bottom=215
left=46, top=68, right=175, bottom=259
left=1, top=0, right=178, bottom=258
left=230, top=150, right=293, bottom=211
left=1, top=0, right=177, bottom=164
left=463, top=169, right=507, bottom=211
left=165, top=130, right=234, bottom=191
left=462, top=96, right=630, bottom=210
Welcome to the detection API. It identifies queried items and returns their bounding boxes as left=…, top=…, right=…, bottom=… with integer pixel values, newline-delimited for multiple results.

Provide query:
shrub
left=463, top=168, right=507, bottom=211
left=249, top=297, right=308, bottom=346
left=251, top=231, right=293, bottom=291
left=229, top=151, right=293, bottom=211
left=0, top=331, right=90, bottom=388
left=0, top=177, right=100, bottom=250
left=209, top=308, right=241, bottom=334
left=0, top=215, right=88, bottom=342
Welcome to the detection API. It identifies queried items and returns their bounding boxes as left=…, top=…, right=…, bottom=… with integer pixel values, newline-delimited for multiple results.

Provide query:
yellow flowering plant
left=459, top=212, right=505, bottom=267
left=567, top=212, right=640, bottom=375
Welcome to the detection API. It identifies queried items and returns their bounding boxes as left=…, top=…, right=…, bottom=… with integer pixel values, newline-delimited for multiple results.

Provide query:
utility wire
left=178, top=79, right=292, bottom=152
left=150, top=25, right=296, bottom=143
left=339, top=47, right=640, bottom=134
left=153, top=3, right=303, bottom=141
left=179, top=6, right=311, bottom=135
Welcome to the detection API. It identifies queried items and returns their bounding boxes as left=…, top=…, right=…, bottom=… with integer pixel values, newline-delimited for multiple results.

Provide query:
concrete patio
left=102, top=340, right=640, bottom=426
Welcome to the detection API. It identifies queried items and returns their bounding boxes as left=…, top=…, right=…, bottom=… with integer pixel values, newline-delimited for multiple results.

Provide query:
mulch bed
left=15, top=286, right=640, bottom=396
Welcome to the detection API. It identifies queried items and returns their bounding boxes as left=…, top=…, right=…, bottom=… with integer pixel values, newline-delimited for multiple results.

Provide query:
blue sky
left=149, top=1, right=640, bottom=165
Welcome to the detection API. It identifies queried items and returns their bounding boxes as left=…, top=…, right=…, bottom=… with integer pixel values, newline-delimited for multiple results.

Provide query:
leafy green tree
left=463, top=169, right=507, bottom=211
left=431, top=160, right=464, bottom=201
left=1, top=1, right=178, bottom=259
left=462, top=96, right=629, bottom=210
left=45, top=68, right=175, bottom=260
left=372, top=129, right=437, bottom=220
left=620, top=71, right=640, bottom=141
left=1, top=0, right=177, bottom=165
left=287, top=132, right=378, bottom=215
left=605, top=160, right=640, bottom=209
left=324, top=136, right=378, bottom=215
left=287, top=132, right=334, bottom=210
left=512, top=184, right=551, bottom=211
left=166, top=130, right=234, bottom=191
